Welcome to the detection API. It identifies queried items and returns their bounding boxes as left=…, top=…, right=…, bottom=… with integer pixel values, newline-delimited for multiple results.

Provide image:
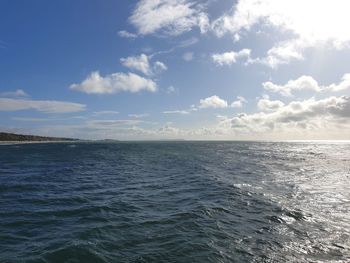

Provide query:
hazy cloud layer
left=163, top=110, right=190, bottom=115
left=0, top=98, right=86, bottom=113
left=0, top=89, right=28, bottom=98
left=92, top=111, right=120, bottom=116
left=183, top=52, right=194, bottom=61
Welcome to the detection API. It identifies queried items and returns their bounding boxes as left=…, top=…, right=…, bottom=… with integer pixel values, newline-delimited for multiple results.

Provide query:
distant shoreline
left=0, top=132, right=78, bottom=144
left=0, top=140, right=79, bottom=146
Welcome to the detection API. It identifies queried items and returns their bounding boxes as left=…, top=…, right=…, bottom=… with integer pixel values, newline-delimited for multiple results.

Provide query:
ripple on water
left=0, top=141, right=350, bottom=262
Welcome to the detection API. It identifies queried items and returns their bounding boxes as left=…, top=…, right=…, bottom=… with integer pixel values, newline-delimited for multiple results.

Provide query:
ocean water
left=0, top=141, right=349, bottom=263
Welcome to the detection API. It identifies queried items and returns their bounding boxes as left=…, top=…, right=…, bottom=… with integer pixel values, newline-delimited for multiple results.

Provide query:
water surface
left=1, top=141, right=349, bottom=262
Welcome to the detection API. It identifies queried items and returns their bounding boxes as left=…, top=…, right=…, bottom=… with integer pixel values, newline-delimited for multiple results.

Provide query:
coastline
left=0, top=141, right=78, bottom=146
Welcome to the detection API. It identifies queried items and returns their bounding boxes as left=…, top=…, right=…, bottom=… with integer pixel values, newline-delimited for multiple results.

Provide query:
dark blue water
left=1, top=142, right=350, bottom=262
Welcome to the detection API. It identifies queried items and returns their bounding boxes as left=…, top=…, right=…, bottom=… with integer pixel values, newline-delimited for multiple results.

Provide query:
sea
left=0, top=141, right=349, bottom=262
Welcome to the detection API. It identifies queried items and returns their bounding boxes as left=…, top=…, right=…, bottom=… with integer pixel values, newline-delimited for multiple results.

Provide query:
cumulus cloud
left=212, top=0, right=350, bottom=67
left=212, top=49, right=251, bottom=66
left=0, top=98, right=86, bottom=113
left=228, top=96, right=350, bottom=134
left=120, top=54, right=152, bottom=76
left=70, top=71, right=157, bottom=94
left=263, top=74, right=350, bottom=96
left=129, top=0, right=209, bottom=36
left=120, top=54, right=167, bottom=76
left=326, top=74, right=350, bottom=92
left=263, top=76, right=321, bottom=97
left=199, top=95, right=228, bottom=109
left=257, top=96, right=285, bottom=111
left=173, top=95, right=248, bottom=111
left=231, top=96, right=247, bottom=108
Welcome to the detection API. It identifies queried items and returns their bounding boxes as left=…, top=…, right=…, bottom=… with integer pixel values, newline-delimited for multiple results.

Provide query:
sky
left=1, top=0, right=350, bottom=140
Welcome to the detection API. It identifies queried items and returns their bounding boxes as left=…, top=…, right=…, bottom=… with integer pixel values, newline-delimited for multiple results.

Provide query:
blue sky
left=1, top=0, right=350, bottom=140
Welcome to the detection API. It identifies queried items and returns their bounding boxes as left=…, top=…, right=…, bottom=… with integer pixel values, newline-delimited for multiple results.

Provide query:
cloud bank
left=263, top=74, right=350, bottom=96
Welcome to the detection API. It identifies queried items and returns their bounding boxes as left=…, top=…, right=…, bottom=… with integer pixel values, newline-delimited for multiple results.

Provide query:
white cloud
left=197, top=12, right=210, bottom=33
left=176, top=95, right=247, bottom=110
left=153, top=61, right=168, bottom=73
left=70, top=71, right=157, bottom=94
left=212, top=49, right=251, bottom=66
left=118, top=30, right=137, bottom=39
left=257, top=96, right=285, bottom=111
left=183, top=52, right=194, bottom=61
left=233, top=33, right=240, bottom=42
left=163, top=110, right=190, bottom=115
left=128, top=113, right=149, bottom=118
left=229, top=96, right=350, bottom=134
left=327, top=74, right=350, bottom=92
left=0, top=98, right=86, bottom=113
left=0, top=89, right=28, bottom=98
left=129, top=0, right=209, bottom=36
left=190, top=104, right=198, bottom=111
left=251, top=39, right=305, bottom=68
left=263, top=76, right=321, bottom=97
left=120, top=54, right=167, bottom=76
left=143, top=95, right=350, bottom=138
left=120, top=54, right=152, bottom=76
left=15, top=95, right=350, bottom=139
left=263, top=74, right=350, bottom=96
left=211, top=0, right=260, bottom=38
left=231, top=96, right=247, bottom=108
left=212, top=0, right=350, bottom=67
left=199, top=95, right=228, bottom=109
left=163, top=104, right=198, bottom=115
left=212, top=0, right=350, bottom=44
left=231, top=101, right=243, bottom=108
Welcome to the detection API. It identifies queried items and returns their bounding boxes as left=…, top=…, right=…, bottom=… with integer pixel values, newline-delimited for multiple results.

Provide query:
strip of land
left=0, top=132, right=78, bottom=144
